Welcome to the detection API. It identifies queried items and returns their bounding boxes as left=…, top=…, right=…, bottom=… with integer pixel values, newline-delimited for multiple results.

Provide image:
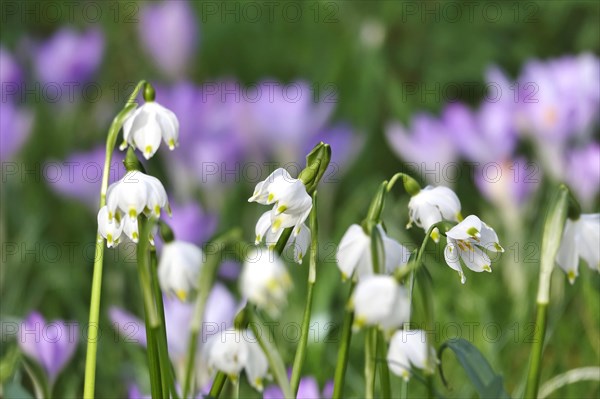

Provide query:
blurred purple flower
left=264, top=376, right=332, bottom=399
left=33, top=28, right=104, bottom=85
left=0, top=101, right=33, bottom=161
left=0, top=46, right=22, bottom=87
left=167, top=202, right=218, bottom=245
left=309, top=123, right=363, bottom=173
left=18, top=312, right=78, bottom=383
left=128, top=384, right=150, bottom=399
left=565, top=144, right=600, bottom=209
left=139, top=1, right=199, bottom=78
left=385, top=113, right=458, bottom=185
left=46, top=146, right=126, bottom=209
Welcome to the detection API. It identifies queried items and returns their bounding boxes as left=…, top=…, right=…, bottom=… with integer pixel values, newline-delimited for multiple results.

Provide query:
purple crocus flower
left=46, top=146, right=126, bottom=209
left=18, top=312, right=78, bottom=384
left=385, top=113, right=458, bottom=185
left=139, top=1, right=199, bottom=78
left=33, top=28, right=104, bottom=85
left=264, top=377, right=333, bottom=399
left=565, top=144, right=600, bottom=209
left=167, top=202, right=218, bottom=245
left=0, top=100, right=33, bottom=161
left=0, top=46, right=22, bottom=88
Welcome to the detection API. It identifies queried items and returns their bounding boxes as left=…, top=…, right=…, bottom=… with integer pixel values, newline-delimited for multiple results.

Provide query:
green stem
left=524, top=304, right=548, bottom=398
left=377, top=331, right=391, bottom=399
left=365, top=327, right=377, bottom=399
left=332, top=282, right=355, bottom=399
left=208, top=372, right=227, bottom=398
left=290, top=193, right=319, bottom=395
left=82, top=80, right=146, bottom=399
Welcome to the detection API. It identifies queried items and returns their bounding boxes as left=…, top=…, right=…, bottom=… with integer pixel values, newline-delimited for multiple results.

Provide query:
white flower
left=408, top=185, right=462, bottom=242
left=97, top=205, right=148, bottom=246
left=556, top=214, right=600, bottom=283
left=240, top=248, right=292, bottom=317
left=387, top=330, right=436, bottom=381
left=351, top=275, right=410, bottom=332
left=250, top=168, right=312, bottom=244
left=158, top=241, right=202, bottom=301
left=336, top=224, right=410, bottom=280
left=255, top=211, right=311, bottom=264
left=120, top=101, right=180, bottom=159
left=443, top=215, right=504, bottom=284
left=206, top=329, right=269, bottom=391
left=106, top=170, right=169, bottom=224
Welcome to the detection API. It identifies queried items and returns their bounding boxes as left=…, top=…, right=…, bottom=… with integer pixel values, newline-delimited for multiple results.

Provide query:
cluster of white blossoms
left=158, top=241, right=203, bottom=301
left=556, top=213, right=600, bottom=283
left=120, top=101, right=180, bottom=160
left=240, top=249, right=292, bottom=317
left=205, top=329, right=269, bottom=391
left=97, top=170, right=169, bottom=247
left=407, top=185, right=462, bottom=242
left=249, top=168, right=312, bottom=263
left=387, top=330, right=437, bottom=381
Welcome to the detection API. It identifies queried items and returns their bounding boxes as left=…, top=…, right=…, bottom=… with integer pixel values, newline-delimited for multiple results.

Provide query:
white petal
left=430, top=186, right=461, bottom=221
left=378, top=226, right=411, bottom=274
left=291, top=224, right=311, bottom=264
left=158, top=241, right=202, bottom=300
left=578, top=214, right=600, bottom=272
left=97, top=206, right=123, bottom=247
left=116, top=171, right=149, bottom=219
left=444, top=241, right=466, bottom=284
left=255, top=211, right=272, bottom=244
left=133, top=115, right=162, bottom=160
left=208, top=329, right=248, bottom=376
left=479, top=221, right=503, bottom=252
left=459, top=246, right=492, bottom=273
left=556, top=219, right=579, bottom=283
left=244, top=333, right=269, bottom=392
left=336, top=224, right=370, bottom=279
left=122, top=217, right=140, bottom=243
left=446, top=215, right=482, bottom=241
left=353, top=275, right=405, bottom=329
left=248, top=168, right=292, bottom=204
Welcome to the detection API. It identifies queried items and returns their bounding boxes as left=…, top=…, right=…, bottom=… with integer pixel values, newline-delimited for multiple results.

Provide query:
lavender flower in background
left=18, top=312, right=78, bottom=384
left=45, top=146, right=126, bottom=209
left=0, top=46, right=22, bottom=88
left=0, top=100, right=33, bottom=161
left=139, top=0, right=199, bottom=78
left=263, top=376, right=333, bottom=399
left=32, top=28, right=104, bottom=86
left=565, top=144, right=600, bottom=209
left=166, top=202, right=218, bottom=245
left=385, top=113, right=458, bottom=185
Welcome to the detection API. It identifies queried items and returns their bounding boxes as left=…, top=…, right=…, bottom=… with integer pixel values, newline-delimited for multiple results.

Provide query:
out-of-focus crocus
left=46, top=146, right=126, bottom=209
left=565, top=144, right=600, bottom=209
left=167, top=202, right=217, bottom=245
left=0, top=46, right=22, bottom=88
left=263, top=376, right=333, bottom=399
left=139, top=0, right=198, bottom=78
left=0, top=100, right=33, bottom=161
left=385, top=113, right=458, bottom=185
left=18, top=312, right=78, bottom=384
left=33, top=28, right=104, bottom=85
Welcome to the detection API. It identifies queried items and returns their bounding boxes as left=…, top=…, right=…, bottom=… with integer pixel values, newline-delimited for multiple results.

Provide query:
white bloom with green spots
left=387, top=330, right=436, bottom=381
left=556, top=213, right=600, bottom=283
left=158, top=241, right=202, bottom=301
left=443, top=215, right=504, bottom=284
left=407, top=185, right=462, bottom=242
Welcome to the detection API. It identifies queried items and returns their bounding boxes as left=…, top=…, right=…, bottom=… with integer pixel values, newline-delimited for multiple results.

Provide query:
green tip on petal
left=483, top=265, right=492, bottom=272
left=430, top=229, right=440, bottom=243
left=467, top=227, right=479, bottom=237
left=168, top=138, right=176, bottom=150
left=494, top=242, right=504, bottom=252
left=176, top=289, right=187, bottom=301
left=267, top=193, right=274, bottom=203
left=567, top=270, right=576, bottom=284
left=128, top=209, right=137, bottom=218
left=456, top=212, right=464, bottom=222
left=277, top=205, right=287, bottom=213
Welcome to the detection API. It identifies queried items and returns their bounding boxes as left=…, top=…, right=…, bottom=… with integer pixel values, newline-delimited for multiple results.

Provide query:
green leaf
left=4, top=381, right=34, bottom=399
left=438, top=338, right=510, bottom=399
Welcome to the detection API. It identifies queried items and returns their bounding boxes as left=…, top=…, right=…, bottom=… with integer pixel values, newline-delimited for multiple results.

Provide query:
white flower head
left=387, top=330, right=437, bottom=381
left=240, top=248, right=292, bottom=317
left=351, top=275, right=411, bottom=332
left=443, top=215, right=504, bottom=284
left=256, top=213, right=311, bottom=264
left=336, top=224, right=410, bottom=281
left=408, top=185, right=462, bottom=242
left=556, top=214, right=600, bottom=283
left=158, top=241, right=202, bottom=301
left=97, top=205, right=150, bottom=246
left=120, top=101, right=180, bottom=159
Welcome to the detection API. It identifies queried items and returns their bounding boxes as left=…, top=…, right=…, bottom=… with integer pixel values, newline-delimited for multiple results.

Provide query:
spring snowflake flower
left=556, top=214, right=600, bottom=283
left=205, top=329, right=269, bottom=391
left=106, top=170, right=169, bottom=221
left=387, top=330, right=436, bottom=381
left=351, top=275, right=410, bottom=332
left=158, top=241, right=202, bottom=301
left=408, top=185, right=462, bottom=242
left=249, top=168, right=312, bottom=251
left=336, top=224, right=410, bottom=280
left=97, top=206, right=147, bottom=245
left=120, top=101, right=180, bottom=159
left=255, top=211, right=311, bottom=263
left=443, top=215, right=504, bottom=284
left=240, top=248, right=292, bottom=317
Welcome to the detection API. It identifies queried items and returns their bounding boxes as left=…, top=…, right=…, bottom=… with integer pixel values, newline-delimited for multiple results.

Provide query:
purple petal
left=108, top=307, right=147, bottom=347
left=566, top=144, right=600, bottom=208
left=0, top=46, right=22, bottom=88
left=297, top=377, right=320, bottom=399
left=0, top=101, right=33, bottom=161
left=166, top=202, right=218, bottom=245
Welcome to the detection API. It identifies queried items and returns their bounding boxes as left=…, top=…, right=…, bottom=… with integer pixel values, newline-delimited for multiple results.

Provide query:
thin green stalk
left=377, top=331, right=391, bottom=399
left=83, top=80, right=145, bottom=399
left=332, top=282, right=355, bottom=399
left=365, top=328, right=377, bottom=399
left=208, top=372, right=227, bottom=398
left=142, top=298, right=162, bottom=399
left=524, top=304, right=548, bottom=398
left=290, top=193, right=319, bottom=395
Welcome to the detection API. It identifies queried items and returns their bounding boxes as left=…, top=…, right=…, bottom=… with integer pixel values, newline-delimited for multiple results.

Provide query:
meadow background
left=1, top=1, right=599, bottom=398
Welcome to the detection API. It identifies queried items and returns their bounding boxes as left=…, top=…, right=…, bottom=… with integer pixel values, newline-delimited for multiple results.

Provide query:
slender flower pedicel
left=387, top=330, right=436, bottom=381
left=407, top=185, right=462, bottom=242
left=444, top=215, right=504, bottom=284
left=158, top=240, right=203, bottom=301
left=555, top=213, right=600, bottom=283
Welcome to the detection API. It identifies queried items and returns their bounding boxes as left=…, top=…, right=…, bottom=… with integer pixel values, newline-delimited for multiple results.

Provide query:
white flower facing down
left=387, top=330, right=436, bottom=381
left=351, top=275, right=410, bottom=332
left=556, top=214, right=600, bottom=283
left=408, top=185, right=462, bottom=242
left=240, top=248, right=292, bottom=317
left=205, top=329, right=269, bottom=391
left=158, top=241, right=202, bottom=301
left=97, top=206, right=148, bottom=246
left=443, top=215, right=504, bottom=284
left=250, top=168, right=312, bottom=256
left=255, top=211, right=311, bottom=263
left=336, top=224, right=410, bottom=281
left=120, top=101, right=180, bottom=159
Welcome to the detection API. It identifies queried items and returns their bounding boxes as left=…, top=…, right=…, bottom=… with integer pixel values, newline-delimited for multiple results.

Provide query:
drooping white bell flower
left=120, top=101, right=180, bottom=159
left=158, top=241, right=202, bottom=301
left=336, top=224, right=410, bottom=281
left=407, top=185, right=462, bottom=242
left=240, top=248, right=292, bottom=317
left=387, top=330, right=436, bottom=381
left=443, top=215, right=504, bottom=284
left=556, top=213, right=600, bottom=283
left=205, top=329, right=270, bottom=391
left=97, top=206, right=124, bottom=247
left=249, top=168, right=313, bottom=244
left=255, top=211, right=311, bottom=264
left=106, top=170, right=169, bottom=223
left=351, top=275, right=411, bottom=332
